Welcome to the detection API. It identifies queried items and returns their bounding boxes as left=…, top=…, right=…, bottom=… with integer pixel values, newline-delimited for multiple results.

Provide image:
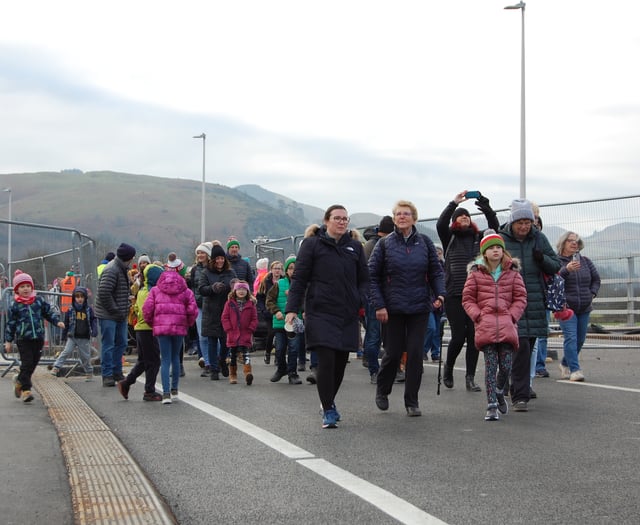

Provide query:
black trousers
left=17, top=339, right=43, bottom=391
left=128, top=331, right=161, bottom=394
left=444, top=296, right=479, bottom=377
left=498, top=336, right=534, bottom=403
left=315, top=347, right=350, bottom=411
left=377, top=312, right=428, bottom=409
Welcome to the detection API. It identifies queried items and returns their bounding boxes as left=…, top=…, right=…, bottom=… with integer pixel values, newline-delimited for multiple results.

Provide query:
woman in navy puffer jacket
left=369, top=200, right=446, bottom=417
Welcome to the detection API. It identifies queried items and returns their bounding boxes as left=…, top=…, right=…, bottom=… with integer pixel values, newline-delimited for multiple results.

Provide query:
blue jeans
left=423, top=311, right=440, bottom=360
left=99, top=318, right=127, bottom=378
left=559, top=311, right=590, bottom=373
left=196, top=308, right=209, bottom=366
left=207, top=336, right=227, bottom=372
left=535, top=337, right=548, bottom=373
left=274, top=330, right=300, bottom=375
left=363, top=302, right=381, bottom=375
left=158, top=335, right=182, bottom=393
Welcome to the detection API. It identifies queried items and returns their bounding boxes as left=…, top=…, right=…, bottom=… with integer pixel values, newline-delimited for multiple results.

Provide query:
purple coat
left=143, top=271, right=198, bottom=336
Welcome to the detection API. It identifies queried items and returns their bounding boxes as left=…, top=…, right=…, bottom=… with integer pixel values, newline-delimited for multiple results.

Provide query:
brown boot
left=244, top=363, right=253, bottom=386
left=229, top=365, right=238, bottom=384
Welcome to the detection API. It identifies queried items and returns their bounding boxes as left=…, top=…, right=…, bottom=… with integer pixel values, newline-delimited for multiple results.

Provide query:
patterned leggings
left=483, top=344, right=514, bottom=406
left=228, top=346, right=251, bottom=366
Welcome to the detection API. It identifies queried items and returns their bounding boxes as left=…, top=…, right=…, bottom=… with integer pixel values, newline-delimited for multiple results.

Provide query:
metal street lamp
left=193, top=133, right=206, bottom=243
left=505, top=1, right=526, bottom=199
left=2, top=188, right=11, bottom=283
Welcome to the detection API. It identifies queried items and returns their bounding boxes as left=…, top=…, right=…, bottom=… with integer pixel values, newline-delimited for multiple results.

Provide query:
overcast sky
left=2, top=0, right=639, bottom=218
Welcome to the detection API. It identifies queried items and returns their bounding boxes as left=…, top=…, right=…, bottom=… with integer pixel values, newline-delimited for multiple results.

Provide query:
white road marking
left=557, top=381, right=640, bottom=393
left=160, top=384, right=449, bottom=525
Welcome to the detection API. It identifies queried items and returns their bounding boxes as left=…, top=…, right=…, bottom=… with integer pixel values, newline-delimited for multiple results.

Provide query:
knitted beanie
left=116, top=243, right=136, bottom=262
left=509, top=199, right=535, bottom=223
left=211, top=244, right=226, bottom=259
left=378, top=216, right=394, bottom=234
left=195, top=242, right=213, bottom=257
left=256, top=257, right=269, bottom=270
left=480, top=229, right=505, bottom=254
left=138, top=254, right=151, bottom=266
left=452, top=207, right=471, bottom=223
left=234, top=281, right=250, bottom=292
left=13, top=270, right=34, bottom=292
left=284, top=255, right=296, bottom=273
left=227, top=239, right=240, bottom=250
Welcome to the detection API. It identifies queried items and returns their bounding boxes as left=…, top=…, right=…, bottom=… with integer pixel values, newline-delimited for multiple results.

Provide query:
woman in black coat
left=285, top=204, right=369, bottom=429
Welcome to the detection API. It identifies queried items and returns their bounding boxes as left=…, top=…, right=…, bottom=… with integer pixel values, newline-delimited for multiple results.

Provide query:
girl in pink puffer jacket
left=463, top=230, right=527, bottom=422
left=143, top=270, right=198, bottom=403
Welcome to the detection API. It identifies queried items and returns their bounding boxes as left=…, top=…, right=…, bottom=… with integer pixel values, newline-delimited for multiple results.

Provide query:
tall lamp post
left=505, top=1, right=526, bottom=199
left=193, top=133, right=206, bottom=243
left=2, top=188, right=11, bottom=283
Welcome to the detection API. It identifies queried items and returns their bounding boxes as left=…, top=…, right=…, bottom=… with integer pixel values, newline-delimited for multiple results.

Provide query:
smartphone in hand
left=465, top=191, right=481, bottom=199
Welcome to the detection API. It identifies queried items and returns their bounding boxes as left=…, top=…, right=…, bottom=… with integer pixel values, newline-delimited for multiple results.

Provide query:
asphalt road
left=3, top=340, right=639, bottom=524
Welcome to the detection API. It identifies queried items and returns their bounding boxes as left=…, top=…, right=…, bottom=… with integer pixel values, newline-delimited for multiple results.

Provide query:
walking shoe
left=496, top=392, right=509, bottom=415
left=530, top=388, right=537, bottom=399
left=465, top=375, right=482, bottom=392
left=171, top=389, right=179, bottom=399
left=264, top=352, right=271, bottom=365
left=200, top=365, right=211, bottom=377
left=375, top=394, right=389, bottom=411
left=13, top=376, right=22, bottom=399
left=298, top=364, right=306, bottom=372
left=318, top=403, right=341, bottom=421
left=370, top=372, right=378, bottom=385
left=219, top=359, right=229, bottom=378
left=288, top=373, right=302, bottom=385
left=485, top=406, right=500, bottom=421
left=22, top=390, right=34, bottom=403
left=322, top=408, right=339, bottom=429
left=443, top=366, right=454, bottom=389
left=559, top=364, right=571, bottom=380
left=569, top=370, right=585, bottom=382
left=406, top=406, right=422, bottom=417
left=512, top=400, right=528, bottom=412
left=198, top=357, right=205, bottom=368
left=50, top=367, right=60, bottom=377
left=535, top=369, right=550, bottom=378
left=162, top=393, right=172, bottom=404
left=102, top=376, right=115, bottom=387
left=432, top=355, right=440, bottom=362
left=270, top=370, right=287, bottom=383
left=117, top=380, right=130, bottom=400
left=143, top=392, right=163, bottom=402
left=210, top=370, right=220, bottom=380
left=394, top=370, right=405, bottom=383
left=306, top=369, right=317, bottom=384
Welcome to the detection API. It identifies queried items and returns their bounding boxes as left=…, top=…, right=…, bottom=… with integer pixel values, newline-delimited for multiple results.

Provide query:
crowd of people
left=4, top=196, right=601, bottom=427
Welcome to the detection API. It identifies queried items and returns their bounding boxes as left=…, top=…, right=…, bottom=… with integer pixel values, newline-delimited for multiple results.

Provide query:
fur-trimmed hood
left=303, top=223, right=362, bottom=242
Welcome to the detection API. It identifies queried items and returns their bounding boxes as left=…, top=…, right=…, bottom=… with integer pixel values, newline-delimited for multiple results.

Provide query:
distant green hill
left=0, top=171, right=306, bottom=263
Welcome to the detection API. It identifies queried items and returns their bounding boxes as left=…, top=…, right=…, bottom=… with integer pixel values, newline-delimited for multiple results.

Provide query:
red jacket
left=462, top=257, right=527, bottom=351
left=221, top=297, right=258, bottom=349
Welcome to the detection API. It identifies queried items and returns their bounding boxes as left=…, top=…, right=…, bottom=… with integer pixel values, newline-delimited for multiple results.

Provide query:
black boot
left=466, top=375, right=482, bottom=392
left=443, top=366, right=454, bottom=389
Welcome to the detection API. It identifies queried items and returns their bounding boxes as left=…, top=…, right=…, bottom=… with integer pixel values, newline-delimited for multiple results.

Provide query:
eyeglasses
left=330, top=216, right=350, bottom=223
left=567, top=238, right=579, bottom=243
left=394, top=211, right=412, bottom=218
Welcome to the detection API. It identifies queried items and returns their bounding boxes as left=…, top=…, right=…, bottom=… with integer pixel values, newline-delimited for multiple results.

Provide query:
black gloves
left=532, top=249, right=544, bottom=263
left=475, top=195, right=495, bottom=216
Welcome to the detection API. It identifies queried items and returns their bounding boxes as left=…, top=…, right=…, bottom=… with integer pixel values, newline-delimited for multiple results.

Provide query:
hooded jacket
left=143, top=271, right=198, bottom=337
left=221, top=297, right=258, bottom=348
left=5, top=296, right=61, bottom=343
left=285, top=225, right=369, bottom=352
left=462, top=257, right=527, bottom=350
left=368, top=225, right=446, bottom=315
left=62, top=287, right=98, bottom=339
left=498, top=225, right=561, bottom=337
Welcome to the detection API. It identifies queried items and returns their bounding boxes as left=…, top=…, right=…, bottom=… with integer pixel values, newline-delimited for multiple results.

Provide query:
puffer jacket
left=498, top=225, right=561, bottom=337
left=94, top=257, right=131, bottom=321
left=368, top=226, right=446, bottom=315
left=5, top=296, right=61, bottom=342
left=462, top=257, right=527, bottom=350
left=221, top=297, right=258, bottom=348
left=199, top=266, right=237, bottom=337
left=285, top=225, right=369, bottom=352
left=143, top=271, right=198, bottom=337
left=558, top=254, right=601, bottom=314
